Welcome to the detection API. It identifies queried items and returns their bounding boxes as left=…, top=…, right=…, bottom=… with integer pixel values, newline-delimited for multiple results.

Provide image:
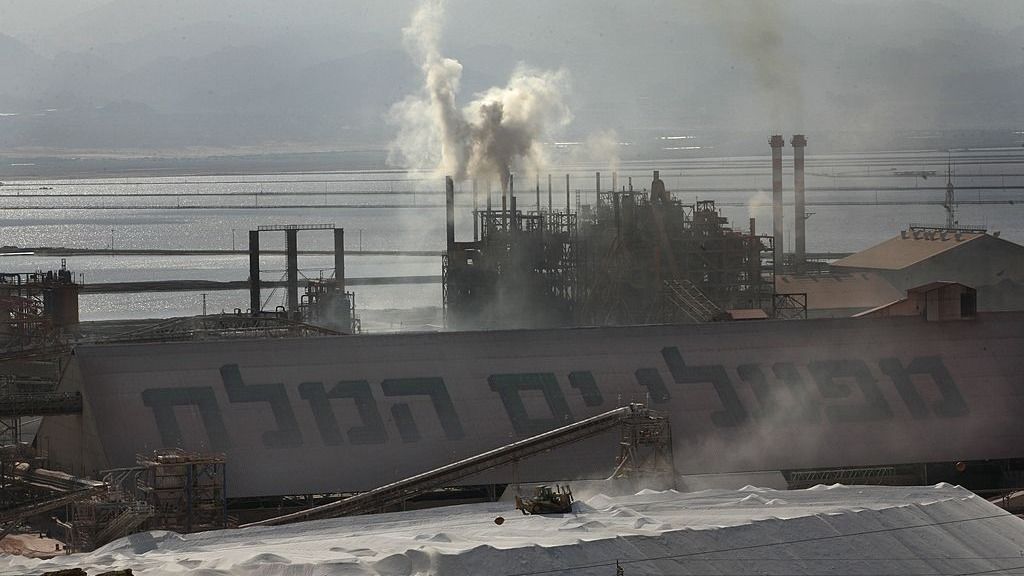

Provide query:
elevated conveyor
left=243, top=403, right=663, bottom=527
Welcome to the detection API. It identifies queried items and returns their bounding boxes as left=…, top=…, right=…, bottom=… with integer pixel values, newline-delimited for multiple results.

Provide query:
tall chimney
left=547, top=174, right=553, bottom=213
left=472, top=179, right=479, bottom=241
left=286, top=228, right=299, bottom=318
left=791, top=134, right=807, bottom=269
left=333, top=227, right=346, bottom=295
left=249, top=230, right=261, bottom=314
left=535, top=174, right=541, bottom=212
left=445, top=176, right=455, bottom=252
left=565, top=174, right=570, bottom=213
left=509, top=173, right=515, bottom=230
left=769, top=135, right=785, bottom=275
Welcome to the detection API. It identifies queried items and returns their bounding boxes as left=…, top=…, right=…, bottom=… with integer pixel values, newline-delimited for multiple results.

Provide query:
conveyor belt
left=0, top=392, right=82, bottom=417
left=243, top=404, right=652, bottom=527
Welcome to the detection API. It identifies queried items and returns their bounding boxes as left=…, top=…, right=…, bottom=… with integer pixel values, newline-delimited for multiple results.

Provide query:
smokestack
left=334, top=228, right=345, bottom=294
left=511, top=195, right=518, bottom=232
left=769, top=135, right=785, bottom=276
left=548, top=174, right=553, bottom=213
left=565, top=173, right=570, bottom=213
left=502, top=173, right=508, bottom=215
left=509, top=173, right=515, bottom=229
left=472, top=179, right=479, bottom=241
left=249, top=230, right=260, bottom=314
left=502, top=175, right=508, bottom=220
left=535, top=174, right=541, bottom=212
left=446, top=176, right=455, bottom=252
left=286, top=228, right=299, bottom=318
left=614, top=190, right=621, bottom=235
left=596, top=172, right=601, bottom=207
left=791, top=134, right=807, bottom=269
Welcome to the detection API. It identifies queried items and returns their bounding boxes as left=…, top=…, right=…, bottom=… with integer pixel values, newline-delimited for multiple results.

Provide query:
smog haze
left=1, top=0, right=1022, bottom=157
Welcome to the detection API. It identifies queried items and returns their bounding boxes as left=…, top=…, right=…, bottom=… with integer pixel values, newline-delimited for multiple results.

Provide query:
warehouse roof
left=832, top=230, right=985, bottom=270
left=775, top=272, right=903, bottom=311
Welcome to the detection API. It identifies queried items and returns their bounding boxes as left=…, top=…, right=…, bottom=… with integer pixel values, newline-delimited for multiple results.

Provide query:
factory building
left=774, top=272, right=903, bottom=318
left=831, top=229, right=1024, bottom=311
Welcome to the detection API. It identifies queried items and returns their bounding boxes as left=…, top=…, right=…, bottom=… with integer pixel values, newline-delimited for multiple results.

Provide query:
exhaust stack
left=286, top=228, right=299, bottom=318
left=769, top=135, right=785, bottom=275
left=791, top=134, right=807, bottom=269
left=446, top=176, right=455, bottom=252
left=334, top=228, right=345, bottom=294
left=249, top=230, right=261, bottom=313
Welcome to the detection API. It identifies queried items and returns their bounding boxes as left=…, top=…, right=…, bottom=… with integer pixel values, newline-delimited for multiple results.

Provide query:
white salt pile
left=5, top=484, right=1024, bottom=576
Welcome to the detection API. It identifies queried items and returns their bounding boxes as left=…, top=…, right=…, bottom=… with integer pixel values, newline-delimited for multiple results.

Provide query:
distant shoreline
left=0, top=148, right=395, bottom=181
left=2, top=131, right=1021, bottom=181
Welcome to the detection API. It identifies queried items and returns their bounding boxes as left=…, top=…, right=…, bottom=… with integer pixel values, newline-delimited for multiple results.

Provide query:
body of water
left=1, top=149, right=1022, bottom=321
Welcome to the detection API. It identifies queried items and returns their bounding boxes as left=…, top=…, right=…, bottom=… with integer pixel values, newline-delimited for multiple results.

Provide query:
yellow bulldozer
left=514, top=484, right=574, bottom=515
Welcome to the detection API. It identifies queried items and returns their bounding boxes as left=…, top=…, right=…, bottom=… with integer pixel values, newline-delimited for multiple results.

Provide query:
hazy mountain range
left=0, top=0, right=1022, bottom=155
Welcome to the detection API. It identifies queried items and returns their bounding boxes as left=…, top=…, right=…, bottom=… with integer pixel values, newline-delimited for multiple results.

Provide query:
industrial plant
left=443, top=135, right=829, bottom=329
left=2, top=136, right=1024, bottom=562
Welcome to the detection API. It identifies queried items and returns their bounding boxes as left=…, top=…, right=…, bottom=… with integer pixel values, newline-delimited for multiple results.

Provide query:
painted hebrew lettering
left=488, top=373, right=574, bottom=436
left=381, top=377, right=465, bottom=442
left=298, top=380, right=388, bottom=445
left=220, top=364, right=302, bottom=447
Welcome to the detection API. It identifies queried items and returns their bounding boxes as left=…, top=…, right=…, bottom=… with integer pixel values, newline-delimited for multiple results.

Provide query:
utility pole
left=201, top=293, right=207, bottom=316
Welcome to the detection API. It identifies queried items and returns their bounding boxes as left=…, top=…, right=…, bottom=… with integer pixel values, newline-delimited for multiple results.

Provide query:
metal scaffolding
left=0, top=263, right=78, bottom=360
left=443, top=172, right=775, bottom=329
left=64, top=449, right=227, bottom=552
left=248, top=224, right=358, bottom=333
left=577, top=177, right=775, bottom=326
left=137, top=449, right=227, bottom=534
left=444, top=202, right=578, bottom=329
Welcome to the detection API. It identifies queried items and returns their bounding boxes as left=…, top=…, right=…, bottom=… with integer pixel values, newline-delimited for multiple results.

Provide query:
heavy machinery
left=243, top=403, right=670, bottom=527
left=515, top=484, right=574, bottom=515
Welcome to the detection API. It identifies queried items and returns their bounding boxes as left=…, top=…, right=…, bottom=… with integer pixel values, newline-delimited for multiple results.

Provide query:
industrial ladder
left=662, top=279, right=722, bottom=323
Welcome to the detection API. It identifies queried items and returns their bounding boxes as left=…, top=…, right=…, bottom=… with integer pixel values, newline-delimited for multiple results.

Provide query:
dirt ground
left=0, top=533, right=66, bottom=559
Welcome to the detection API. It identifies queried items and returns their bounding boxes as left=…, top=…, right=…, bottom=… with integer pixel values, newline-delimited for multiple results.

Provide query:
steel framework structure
left=244, top=403, right=670, bottom=527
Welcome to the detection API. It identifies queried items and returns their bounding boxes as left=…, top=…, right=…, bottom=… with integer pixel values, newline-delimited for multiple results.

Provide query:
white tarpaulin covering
left=6, top=484, right=1024, bottom=575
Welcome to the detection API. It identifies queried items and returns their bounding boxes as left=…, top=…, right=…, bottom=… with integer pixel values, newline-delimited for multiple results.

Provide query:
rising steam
left=699, top=0, right=804, bottom=129
left=389, top=0, right=572, bottom=185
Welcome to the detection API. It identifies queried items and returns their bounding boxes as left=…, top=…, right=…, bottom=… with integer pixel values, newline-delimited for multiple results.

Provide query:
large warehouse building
left=778, top=228, right=1024, bottom=317
left=830, top=228, right=1024, bottom=309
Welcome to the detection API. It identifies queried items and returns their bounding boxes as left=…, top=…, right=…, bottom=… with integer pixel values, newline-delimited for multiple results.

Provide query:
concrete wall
left=43, top=314, right=1024, bottom=498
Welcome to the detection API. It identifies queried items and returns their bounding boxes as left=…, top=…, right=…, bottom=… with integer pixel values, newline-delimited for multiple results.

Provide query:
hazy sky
left=1, top=0, right=1022, bottom=153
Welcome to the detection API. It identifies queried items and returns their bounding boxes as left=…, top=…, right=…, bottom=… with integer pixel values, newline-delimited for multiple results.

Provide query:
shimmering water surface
left=2, top=150, right=1022, bottom=320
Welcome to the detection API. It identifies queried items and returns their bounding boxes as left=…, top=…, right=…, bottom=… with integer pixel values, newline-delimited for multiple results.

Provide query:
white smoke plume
left=570, top=129, right=621, bottom=171
left=389, top=0, right=572, bottom=185
left=746, top=188, right=771, bottom=221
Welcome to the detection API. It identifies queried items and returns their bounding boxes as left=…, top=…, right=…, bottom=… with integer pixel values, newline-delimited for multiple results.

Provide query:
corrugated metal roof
left=906, top=280, right=969, bottom=293
left=725, top=308, right=769, bottom=320
left=776, top=272, right=903, bottom=310
left=831, top=231, right=985, bottom=270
